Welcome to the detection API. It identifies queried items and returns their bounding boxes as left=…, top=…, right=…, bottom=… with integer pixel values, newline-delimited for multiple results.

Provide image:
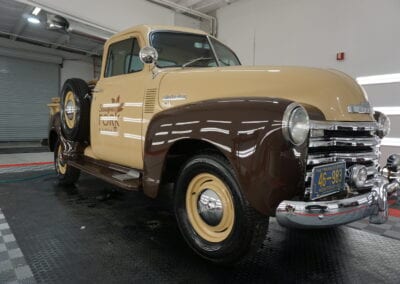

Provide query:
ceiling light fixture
left=27, top=16, right=41, bottom=24
left=357, top=73, right=400, bottom=85
left=32, top=7, right=41, bottom=16
left=374, top=107, right=400, bottom=116
left=381, top=138, right=400, bottom=147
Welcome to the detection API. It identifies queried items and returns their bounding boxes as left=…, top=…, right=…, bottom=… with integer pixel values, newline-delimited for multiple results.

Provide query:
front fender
left=144, top=97, right=323, bottom=216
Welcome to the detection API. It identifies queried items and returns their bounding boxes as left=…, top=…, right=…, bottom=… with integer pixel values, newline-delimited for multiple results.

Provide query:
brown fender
left=143, top=97, right=324, bottom=216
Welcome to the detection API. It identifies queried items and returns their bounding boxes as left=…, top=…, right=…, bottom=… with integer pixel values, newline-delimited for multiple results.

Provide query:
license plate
left=310, top=161, right=346, bottom=200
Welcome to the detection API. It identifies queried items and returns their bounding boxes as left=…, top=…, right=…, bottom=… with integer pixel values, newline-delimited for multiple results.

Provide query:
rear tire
left=54, top=140, right=80, bottom=186
left=60, top=78, right=90, bottom=142
left=174, top=154, right=268, bottom=264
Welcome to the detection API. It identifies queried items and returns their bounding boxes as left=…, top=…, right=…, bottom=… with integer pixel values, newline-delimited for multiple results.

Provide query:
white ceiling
left=0, top=0, right=107, bottom=56
left=0, top=0, right=240, bottom=56
left=168, top=0, right=238, bottom=13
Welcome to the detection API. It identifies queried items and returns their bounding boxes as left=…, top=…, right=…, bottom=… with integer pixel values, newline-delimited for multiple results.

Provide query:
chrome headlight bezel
left=374, top=111, right=390, bottom=138
left=283, top=103, right=310, bottom=146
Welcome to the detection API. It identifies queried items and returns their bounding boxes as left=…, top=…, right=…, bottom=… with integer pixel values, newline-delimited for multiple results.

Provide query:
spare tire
left=60, top=78, right=90, bottom=142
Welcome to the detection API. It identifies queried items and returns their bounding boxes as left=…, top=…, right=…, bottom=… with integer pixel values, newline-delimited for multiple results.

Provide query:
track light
left=27, top=16, right=40, bottom=24
left=32, top=7, right=41, bottom=16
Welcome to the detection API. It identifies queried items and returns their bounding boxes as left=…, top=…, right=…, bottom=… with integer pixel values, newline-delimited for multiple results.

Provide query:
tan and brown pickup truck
left=48, top=24, right=400, bottom=264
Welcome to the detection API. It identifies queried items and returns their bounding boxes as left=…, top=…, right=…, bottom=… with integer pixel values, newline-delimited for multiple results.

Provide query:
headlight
left=374, top=111, right=390, bottom=138
left=283, top=103, right=310, bottom=145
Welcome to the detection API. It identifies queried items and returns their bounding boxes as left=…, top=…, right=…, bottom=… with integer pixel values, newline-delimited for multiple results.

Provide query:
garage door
left=0, top=55, right=59, bottom=141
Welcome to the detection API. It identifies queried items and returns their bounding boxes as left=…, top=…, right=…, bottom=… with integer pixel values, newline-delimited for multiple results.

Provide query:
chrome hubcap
left=65, top=100, right=76, bottom=120
left=197, top=189, right=224, bottom=226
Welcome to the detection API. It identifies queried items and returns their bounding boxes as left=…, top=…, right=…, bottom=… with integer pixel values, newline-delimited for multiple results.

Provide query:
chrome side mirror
left=139, top=46, right=158, bottom=64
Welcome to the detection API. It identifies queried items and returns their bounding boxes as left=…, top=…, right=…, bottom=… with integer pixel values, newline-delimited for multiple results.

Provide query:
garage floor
left=1, top=154, right=400, bottom=283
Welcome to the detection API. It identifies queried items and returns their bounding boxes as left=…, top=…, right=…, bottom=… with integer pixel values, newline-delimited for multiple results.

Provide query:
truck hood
left=157, top=66, right=374, bottom=121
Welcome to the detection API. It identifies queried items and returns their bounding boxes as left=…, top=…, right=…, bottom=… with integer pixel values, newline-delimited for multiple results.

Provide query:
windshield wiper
left=182, top=57, right=213, bottom=68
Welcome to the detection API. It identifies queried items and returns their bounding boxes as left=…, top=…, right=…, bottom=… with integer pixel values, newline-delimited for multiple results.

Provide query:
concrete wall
left=217, top=0, right=400, bottom=158
left=60, top=60, right=94, bottom=87
left=175, top=13, right=201, bottom=30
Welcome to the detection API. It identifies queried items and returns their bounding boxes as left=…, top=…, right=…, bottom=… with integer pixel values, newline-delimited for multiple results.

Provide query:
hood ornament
left=347, top=102, right=372, bottom=114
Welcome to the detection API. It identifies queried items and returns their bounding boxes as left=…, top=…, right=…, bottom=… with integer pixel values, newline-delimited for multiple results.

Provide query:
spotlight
left=27, top=16, right=40, bottom=24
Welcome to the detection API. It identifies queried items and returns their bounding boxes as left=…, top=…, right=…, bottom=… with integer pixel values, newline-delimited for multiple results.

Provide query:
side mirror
left=139, top=46, right=158, bottom=64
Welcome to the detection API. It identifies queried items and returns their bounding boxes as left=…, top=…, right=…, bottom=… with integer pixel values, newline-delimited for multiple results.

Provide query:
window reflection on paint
left=200, top=127, right=230, bottom=135
left=236, top=146, right=257, bottom=158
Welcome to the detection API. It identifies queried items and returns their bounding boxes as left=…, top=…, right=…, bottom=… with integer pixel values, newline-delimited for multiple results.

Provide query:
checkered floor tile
left=0, top=209, right=35, bottom=284
left=348, top=216, right=400, bottom=240
left=347, top=195, right=400, bottom=240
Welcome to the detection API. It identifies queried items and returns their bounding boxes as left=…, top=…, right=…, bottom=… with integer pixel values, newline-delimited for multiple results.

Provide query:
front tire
left=174, top=154, right=268, bottom=264
left=54, top=140, right=80, bottom=185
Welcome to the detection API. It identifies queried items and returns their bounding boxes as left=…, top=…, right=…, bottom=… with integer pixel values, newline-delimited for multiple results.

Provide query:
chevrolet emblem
left=347, top=102, right=372, bottom=114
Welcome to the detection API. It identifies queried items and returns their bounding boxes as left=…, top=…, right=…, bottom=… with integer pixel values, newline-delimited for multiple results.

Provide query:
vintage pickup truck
left=48, top=24, right=400, bottom=264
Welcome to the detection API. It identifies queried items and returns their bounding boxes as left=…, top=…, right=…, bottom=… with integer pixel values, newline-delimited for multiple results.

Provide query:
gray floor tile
left=15, top=265, right=34, bottom=280
left=2, top=235, right=15, bottom=243
left=383, top=230, right=400, bottom=240
left=363, top=225, right=386, bottom=234
left=8, top=248, right=23, bottom=259
left=0, top=260, right=12, bottom=273
left=347, top=222, right=368, bottom=230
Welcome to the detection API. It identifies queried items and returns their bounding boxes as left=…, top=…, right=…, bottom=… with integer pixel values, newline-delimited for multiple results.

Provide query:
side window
left=210, top=38, right=241, bottom=67
left=105, top=38, right=143, bottom=77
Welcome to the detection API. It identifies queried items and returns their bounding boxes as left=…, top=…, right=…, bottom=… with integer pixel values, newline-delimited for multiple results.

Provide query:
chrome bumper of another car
left=276, top=176, right=400, bottom=229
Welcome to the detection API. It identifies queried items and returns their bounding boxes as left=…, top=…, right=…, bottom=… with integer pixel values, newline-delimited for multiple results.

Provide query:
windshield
left=150, top=32, right=241, bottom=68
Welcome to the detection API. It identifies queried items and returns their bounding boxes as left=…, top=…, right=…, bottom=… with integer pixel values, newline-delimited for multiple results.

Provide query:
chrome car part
left=349, top=165, right=368, bottom=188
left=305, top=120, right=380, bottom=199
left=386, top=154, right=400, bottom=172
left=347, top=101, right=373, bottom=114
left=374, top=111, right=391, bottom=138
left=197, top=189, right=224, bottom=226
left=139, top=46, right=158, bottom=64
left=276, top=178, right=399, bottom=229
left=282, top=103, right=310, bottom=146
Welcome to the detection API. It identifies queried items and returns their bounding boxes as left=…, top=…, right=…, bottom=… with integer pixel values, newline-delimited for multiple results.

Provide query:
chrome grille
left=305, top=120, right=380, bottom=199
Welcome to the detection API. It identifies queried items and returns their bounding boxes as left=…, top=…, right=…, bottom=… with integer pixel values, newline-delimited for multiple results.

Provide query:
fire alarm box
left=336, top=52, right=345, bottom=61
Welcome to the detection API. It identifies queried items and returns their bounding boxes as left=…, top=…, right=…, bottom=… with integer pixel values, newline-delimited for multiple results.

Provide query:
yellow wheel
left=56, top=142, right=67, bottom=175
left=186, top=173, right=234, bottom=243
left=174, top=154, right=269, bottom=264
left=54, top=140, right=80, bottom=185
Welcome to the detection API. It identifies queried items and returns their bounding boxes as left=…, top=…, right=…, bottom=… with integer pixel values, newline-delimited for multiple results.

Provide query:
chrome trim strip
left=309, top=137, right=380, bottom=147
left=307, top=153, right=379, bottom=166
left=207, top=35, right=220, bottom=67
left=310, top=120, right=378, bottom=131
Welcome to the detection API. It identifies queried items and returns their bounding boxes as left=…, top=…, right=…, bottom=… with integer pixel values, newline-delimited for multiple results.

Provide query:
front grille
left=305, top=120, right=380, bottom=199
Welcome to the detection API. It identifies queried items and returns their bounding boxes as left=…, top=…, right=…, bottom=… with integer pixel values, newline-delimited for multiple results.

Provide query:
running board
left=68, top=158, right=142, bottom=191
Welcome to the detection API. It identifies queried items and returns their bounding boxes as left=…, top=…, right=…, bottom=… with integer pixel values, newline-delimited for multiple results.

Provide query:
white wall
left=217, top=0, right=400, bottom=76
left=175, top=13, right=201, bottom=30
left=217, top=0, right=400, bottom=158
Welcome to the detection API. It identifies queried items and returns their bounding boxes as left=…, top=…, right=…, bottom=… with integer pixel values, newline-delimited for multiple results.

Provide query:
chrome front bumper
left=276, top=177, right=400, bottom=229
